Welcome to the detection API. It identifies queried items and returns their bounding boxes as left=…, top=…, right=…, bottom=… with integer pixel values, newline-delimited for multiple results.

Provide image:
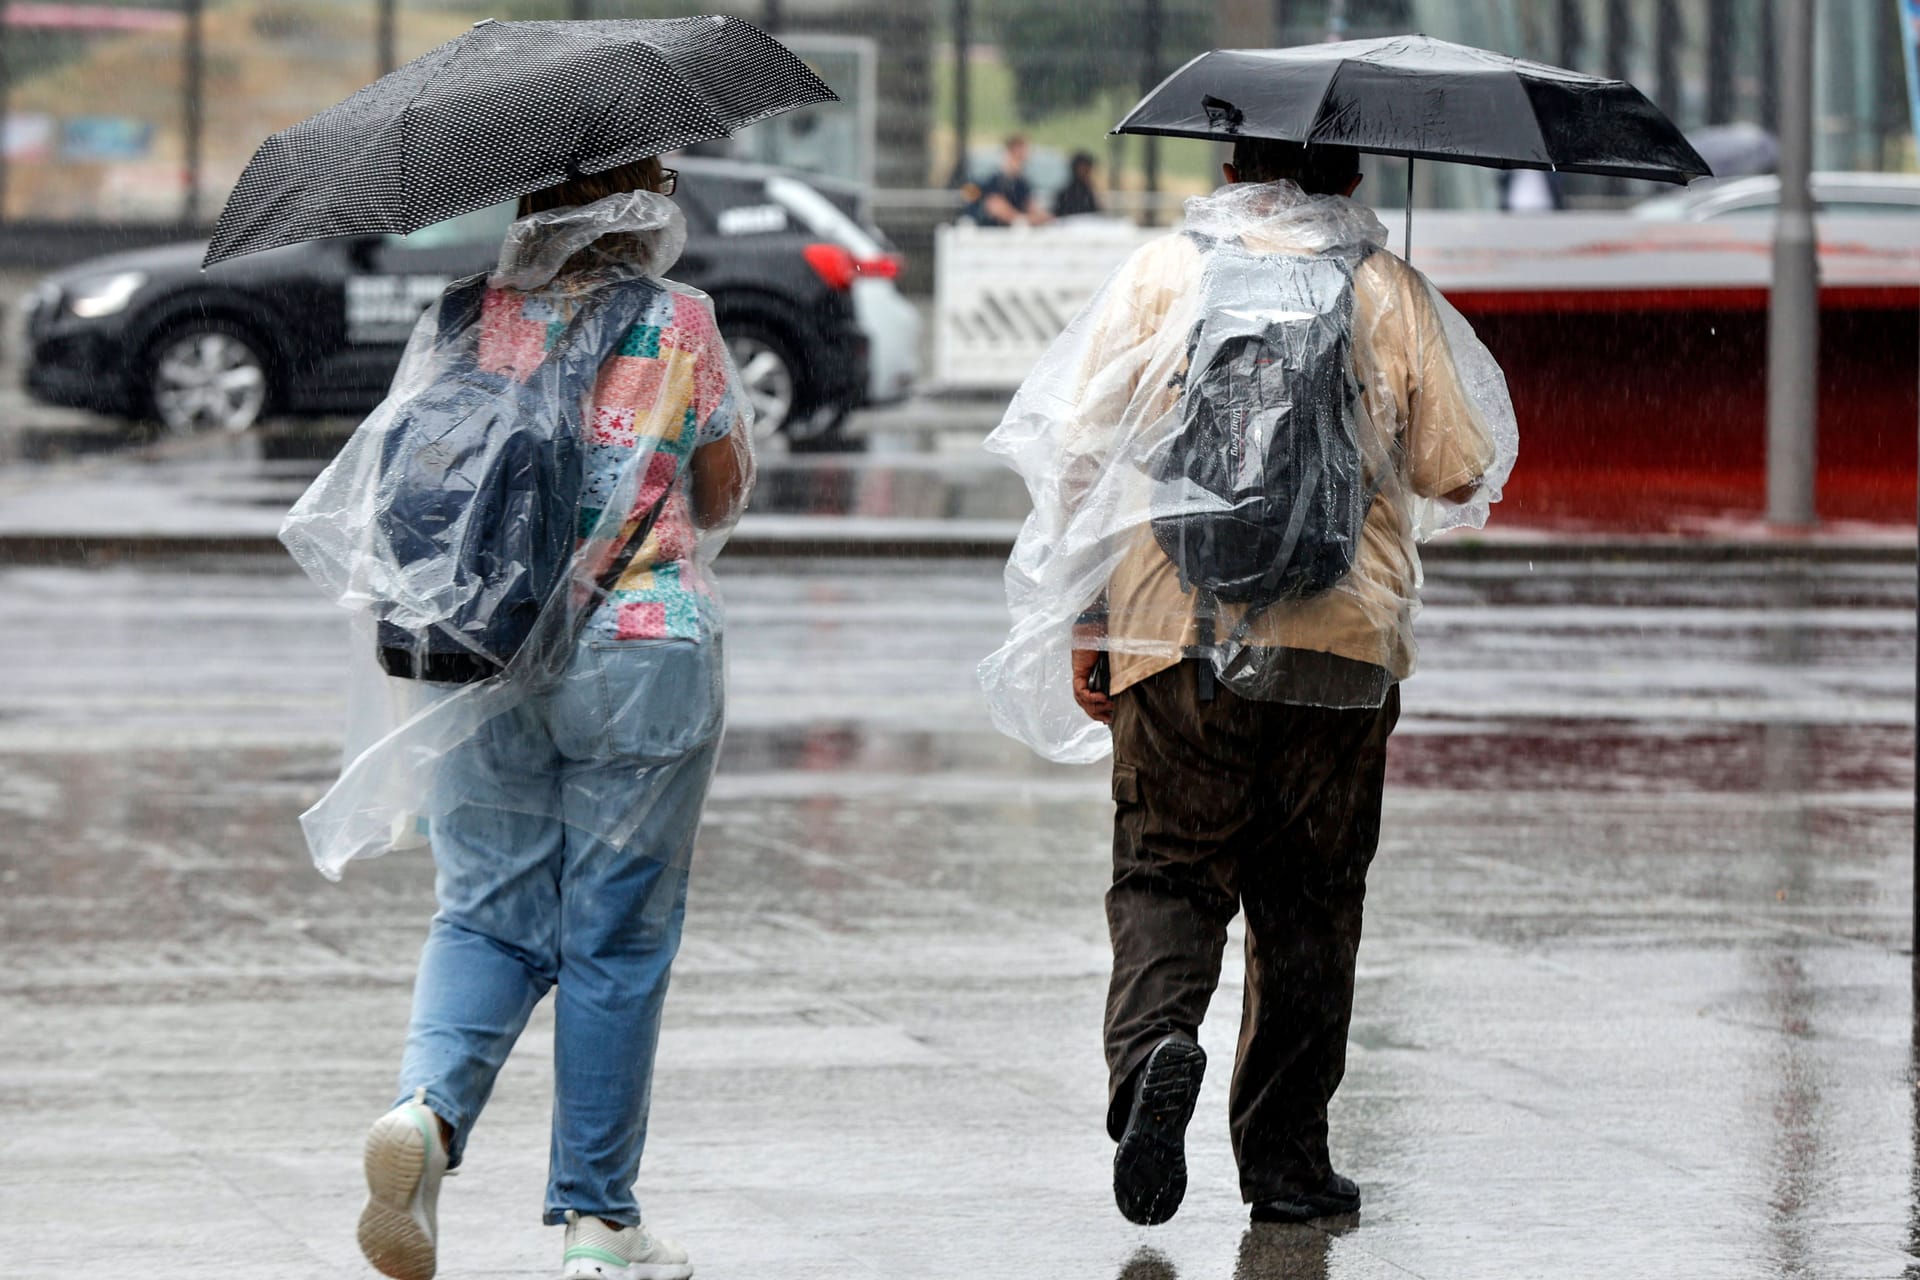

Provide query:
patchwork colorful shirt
left=475, top=273, right=739, bottom=644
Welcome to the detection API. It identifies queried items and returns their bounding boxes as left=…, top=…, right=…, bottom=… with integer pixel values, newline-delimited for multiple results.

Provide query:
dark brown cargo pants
left=1104, top=660, right=1399, bottom=1203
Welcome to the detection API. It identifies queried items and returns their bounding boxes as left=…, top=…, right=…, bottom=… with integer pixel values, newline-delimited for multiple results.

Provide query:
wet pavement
left=0, top=553, right=1914, bottom=1278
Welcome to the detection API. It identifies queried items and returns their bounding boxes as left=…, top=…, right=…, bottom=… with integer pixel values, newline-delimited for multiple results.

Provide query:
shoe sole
left=1113, top=1038, right=1207, bottom=1226
left=358, top=1111, right=436, bottom=1280
left=564, top=1259, right=694, bottom=1280
left=1250, top=1193, right=1361, bottom=1224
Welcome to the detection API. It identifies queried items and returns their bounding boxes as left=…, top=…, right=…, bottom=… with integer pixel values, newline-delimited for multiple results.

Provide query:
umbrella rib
left=395, top=36, right=468, bottom=228
left=1302, top=59, right=1347, bottom=146
left=627, top=41, right=741, bottom=152
left=1516, top=77, right=1557, bottom=173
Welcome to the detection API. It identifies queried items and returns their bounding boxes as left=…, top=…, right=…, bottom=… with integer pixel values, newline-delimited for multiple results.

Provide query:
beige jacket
left=1082, top=222, right=1496, bottom=697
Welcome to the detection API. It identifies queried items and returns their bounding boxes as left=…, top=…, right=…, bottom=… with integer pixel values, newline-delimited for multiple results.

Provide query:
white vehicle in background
left=759, top=173, right=920, bottom=417
left=1633, top=172, right=1920, bottom=220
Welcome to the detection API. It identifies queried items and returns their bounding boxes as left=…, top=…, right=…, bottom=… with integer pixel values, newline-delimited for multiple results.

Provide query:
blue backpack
left=370, top=276, right=660, bottom=684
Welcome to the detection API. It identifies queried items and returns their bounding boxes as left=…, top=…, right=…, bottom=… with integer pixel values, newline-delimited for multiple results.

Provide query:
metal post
left=1707, top=0, right=1735, bottom=122
left=1604, top=0, right=1629, bottom=77
left=1655, top=0, right=1682, bottom=117
left=1766, top=0, right=1818, bottom=527
left=951, top=0, right=969, bottom=186
left=0, top=0, right=12, bottom=224
left=183, top=0, right=204, bottom=225
left=1556, top=0, right=1584, bottom=69
left=377, top=0, right=397, bottom=76
left=1141, top=0, right=1162, bottom=227
left=1761, top=0, right=1779, bottom=132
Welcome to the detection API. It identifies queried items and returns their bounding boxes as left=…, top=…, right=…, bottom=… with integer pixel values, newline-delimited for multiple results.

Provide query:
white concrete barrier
left=933, top=220, right=1161, bottom=391
left=931, top=212, right=1920, bottom=393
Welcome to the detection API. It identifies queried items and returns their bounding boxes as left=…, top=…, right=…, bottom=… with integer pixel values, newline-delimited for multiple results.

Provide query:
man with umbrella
left=981, top=35, right=1699, bottom=1229
left=1075, top=132, right=1506, bottom=1231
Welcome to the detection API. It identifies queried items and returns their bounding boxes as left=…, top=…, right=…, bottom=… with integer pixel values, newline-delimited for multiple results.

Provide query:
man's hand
left=1072, top=648, right=1114, bottom=724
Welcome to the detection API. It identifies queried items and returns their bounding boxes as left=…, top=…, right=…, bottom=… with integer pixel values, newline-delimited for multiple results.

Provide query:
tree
left=981, top=0, right=1210, bottom=124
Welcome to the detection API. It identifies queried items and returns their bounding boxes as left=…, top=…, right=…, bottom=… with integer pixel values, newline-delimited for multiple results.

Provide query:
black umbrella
left=205, top=16, right=833, bottom=267
left=1115, top=34, right=1709, bottom=187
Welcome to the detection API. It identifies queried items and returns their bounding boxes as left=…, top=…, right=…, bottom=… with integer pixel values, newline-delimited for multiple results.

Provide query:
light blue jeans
left=396, top=634, right=723, bottom=1227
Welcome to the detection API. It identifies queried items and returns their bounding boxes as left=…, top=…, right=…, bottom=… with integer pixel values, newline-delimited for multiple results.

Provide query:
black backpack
left=370, top=276, right=660, bottom=684
left=1150, top=238, right=1373, bottom=609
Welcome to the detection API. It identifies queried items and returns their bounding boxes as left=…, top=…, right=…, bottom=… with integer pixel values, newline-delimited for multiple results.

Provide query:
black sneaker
left=1249, top=1173, right=1361, bottom=1223
left=1112, top=1035, right=1207, bottom=1226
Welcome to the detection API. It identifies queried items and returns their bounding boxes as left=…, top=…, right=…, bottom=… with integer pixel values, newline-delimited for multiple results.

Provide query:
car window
left=765, top=175, right=883, bottom=256
left=387, top=202, right=516, bottom=249
left=677, top=177, right=763, bottom=234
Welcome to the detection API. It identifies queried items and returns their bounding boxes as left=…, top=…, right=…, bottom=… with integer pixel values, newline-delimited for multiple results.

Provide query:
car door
left=324, top=203, right=514, bottom=400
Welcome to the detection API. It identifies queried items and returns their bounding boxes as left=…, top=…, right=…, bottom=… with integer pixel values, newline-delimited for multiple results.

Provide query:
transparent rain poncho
left=282, top=191, right=753, bottom=876
left=980, top=180, right=1518, bottom=763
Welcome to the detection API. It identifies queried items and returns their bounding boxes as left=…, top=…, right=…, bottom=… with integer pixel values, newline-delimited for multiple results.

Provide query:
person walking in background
left=981, top=136, right=1516, bottom=1230
left=1499, top=166, right=1567, bottom=211
left=1053, top=150, right=1103, bottom=218
left=967, top=133, right=1053, bottom=227
left=349, top=156, right=750, bottom=1280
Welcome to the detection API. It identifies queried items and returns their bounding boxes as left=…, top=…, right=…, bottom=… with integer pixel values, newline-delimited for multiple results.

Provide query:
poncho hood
left=1183, top=180, right=1389, bottom=257
left=490, top=190, right=688, bottom=290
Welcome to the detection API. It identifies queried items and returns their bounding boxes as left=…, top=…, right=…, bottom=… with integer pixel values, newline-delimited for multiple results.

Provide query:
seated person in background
left=969, top=134, right=1053, bottom=227
left=1053, top=151, right=1103, bottom=218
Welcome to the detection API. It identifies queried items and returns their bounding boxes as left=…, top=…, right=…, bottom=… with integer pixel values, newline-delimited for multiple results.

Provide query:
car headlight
left=65, top=271, right=147, bottom=319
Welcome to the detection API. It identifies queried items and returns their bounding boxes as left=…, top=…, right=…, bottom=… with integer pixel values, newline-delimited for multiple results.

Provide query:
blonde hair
left=518, top=156, right=666, bottom=218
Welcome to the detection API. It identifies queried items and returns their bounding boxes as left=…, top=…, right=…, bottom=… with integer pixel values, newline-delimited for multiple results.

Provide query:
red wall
left=1451, top=289, right=1920, bottom=531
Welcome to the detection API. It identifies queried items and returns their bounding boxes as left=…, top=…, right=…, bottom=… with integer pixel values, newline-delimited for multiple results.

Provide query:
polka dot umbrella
left=204, top=15, right=835, bottom=268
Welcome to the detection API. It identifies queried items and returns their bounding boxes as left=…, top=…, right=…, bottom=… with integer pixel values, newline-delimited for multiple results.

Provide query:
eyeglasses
left=657, top=167, right=678, bottom=197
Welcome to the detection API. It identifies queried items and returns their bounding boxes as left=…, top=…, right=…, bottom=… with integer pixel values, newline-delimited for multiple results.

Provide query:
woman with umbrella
left=211, top=19, right=836, bottom=1280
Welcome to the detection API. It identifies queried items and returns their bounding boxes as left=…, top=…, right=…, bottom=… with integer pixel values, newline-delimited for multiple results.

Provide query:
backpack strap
left=546, top=280, right=682, bottom=613
left=434, top=274, right=491, bottom=346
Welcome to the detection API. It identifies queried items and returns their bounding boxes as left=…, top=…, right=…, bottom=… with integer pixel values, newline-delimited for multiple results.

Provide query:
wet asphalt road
left=0, top=553, right=1914, bottom=1279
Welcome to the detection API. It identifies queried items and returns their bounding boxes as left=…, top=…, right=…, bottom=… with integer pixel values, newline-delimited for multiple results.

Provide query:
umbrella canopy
left=205, top=15, right=833, bottom=267
left=1114, top=34, right=1709, bottom=185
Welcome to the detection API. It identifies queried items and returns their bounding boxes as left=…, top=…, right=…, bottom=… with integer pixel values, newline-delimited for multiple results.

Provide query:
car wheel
left=726, top=326, right=800, bottom=445
left=147, top=322, right=271, bottom=435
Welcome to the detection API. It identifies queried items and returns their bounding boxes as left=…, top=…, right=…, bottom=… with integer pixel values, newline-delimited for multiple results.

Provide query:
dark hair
left=1229, top=138, right=1361, bottom=194
left=1070, top=150, right=1096, bottom=176
left=518, top=156, right=665, bottom=218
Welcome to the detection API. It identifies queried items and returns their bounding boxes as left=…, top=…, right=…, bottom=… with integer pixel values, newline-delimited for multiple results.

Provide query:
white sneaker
left=357, top=1087, right=450, bottom=1280
left=561, top=1209, right=693, bottom=1280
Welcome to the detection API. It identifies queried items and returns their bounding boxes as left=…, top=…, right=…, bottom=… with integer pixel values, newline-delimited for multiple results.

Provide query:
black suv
left=22, top=158, right=900, bottom=445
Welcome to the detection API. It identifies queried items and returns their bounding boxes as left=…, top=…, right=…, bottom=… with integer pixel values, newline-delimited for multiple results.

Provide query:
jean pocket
left=564, top=638, right=724, bottom=764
